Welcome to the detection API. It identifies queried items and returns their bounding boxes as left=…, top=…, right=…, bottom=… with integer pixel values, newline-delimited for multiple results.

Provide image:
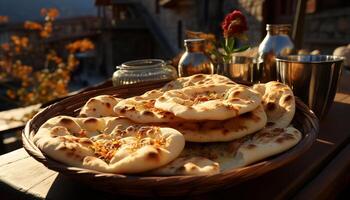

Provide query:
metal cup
left=276, top=55, right=344, bottom=119
left=217, top=56, right=263, bottom=83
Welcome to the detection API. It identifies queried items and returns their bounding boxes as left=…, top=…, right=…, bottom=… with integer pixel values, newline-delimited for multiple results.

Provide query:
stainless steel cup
left=218, top=56, right=263, bottom=83
left=276, top=55, right=344, bottom=119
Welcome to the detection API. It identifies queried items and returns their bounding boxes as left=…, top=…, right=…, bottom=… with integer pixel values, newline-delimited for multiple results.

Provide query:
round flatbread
left=79, top=95, right=122, bottom=117
left=163, top=105, right=267, bottom=142
left=161, top=74, right=235, bottom=91
left=181, top=126, right=302, bottom=171
left=155, top=84, right=262, bottom=120
left=114, top=74, right=235, bottom=123
left=33, top=116, right=185, bottom=174
left=114, top=90, right=186, bottom=123
left=253, top=81, right=295, bottom=128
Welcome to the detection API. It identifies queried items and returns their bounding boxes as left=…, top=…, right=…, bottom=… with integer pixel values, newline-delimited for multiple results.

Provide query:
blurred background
left=0, top=0, right=350, bottom=152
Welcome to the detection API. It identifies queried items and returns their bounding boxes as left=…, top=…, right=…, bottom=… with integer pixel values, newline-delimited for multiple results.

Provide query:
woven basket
left=22, top=80, right=319, bottom=197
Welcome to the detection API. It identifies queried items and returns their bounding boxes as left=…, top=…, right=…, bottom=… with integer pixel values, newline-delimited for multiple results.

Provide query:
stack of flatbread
left=33, top=74, right=302, bottom=176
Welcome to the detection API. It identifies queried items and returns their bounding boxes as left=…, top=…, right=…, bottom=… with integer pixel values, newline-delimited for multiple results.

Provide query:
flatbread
left=155, top=84, right=262, bottom=120
left=79, top=95, right=122, bottom=117
left=163, top=105, right=267, bottom=142
left=33, top=116, right=185, bottom=174
left=253, top=81, right=295, bottom=128
left=181, top=126, right=302, bottom=171
left=161, top=74, right=235, bottom=91
left=114, top=90, right=186, bottom=123
left=146, top=156, right=220, bottom=176
left=114, top=74, right=236, bottom=123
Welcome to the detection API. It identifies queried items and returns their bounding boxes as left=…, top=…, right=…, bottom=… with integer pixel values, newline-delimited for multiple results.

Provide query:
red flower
left=221, top=10, right=248, bottom=38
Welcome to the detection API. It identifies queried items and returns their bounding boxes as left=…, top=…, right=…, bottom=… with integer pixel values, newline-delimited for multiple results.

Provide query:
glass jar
left=112, top=59, right=178, bottom=86
left=178, top=38, right=214, bottom=77
left=258, top=24, right=294, bottom=82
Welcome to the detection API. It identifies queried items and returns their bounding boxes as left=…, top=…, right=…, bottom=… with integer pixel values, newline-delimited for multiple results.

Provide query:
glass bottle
left=178, top=38, right=214, bottom=77
left=258, top=24, right=294, bottom=82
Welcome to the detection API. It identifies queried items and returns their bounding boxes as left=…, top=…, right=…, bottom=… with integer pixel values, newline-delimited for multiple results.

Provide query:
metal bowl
left=217, top=56, right=263, bottom=83
left=276, top=55, right=344, bottom=119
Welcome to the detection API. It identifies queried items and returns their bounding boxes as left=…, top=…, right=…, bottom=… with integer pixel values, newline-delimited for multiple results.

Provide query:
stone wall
left=137, top=0, right=265, bottom=51
left=303, top=7, right=350, bottom=53
left=136, top=0, right=198, bottom=52
left=134, top=0, right=350, bottom=54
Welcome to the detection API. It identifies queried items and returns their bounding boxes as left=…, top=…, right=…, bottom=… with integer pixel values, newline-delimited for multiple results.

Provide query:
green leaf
left=222, top=40, right=230, bottom=55
left=232, top=45, right=250, bottom=53
left=228, top=37, right=235, bottom=51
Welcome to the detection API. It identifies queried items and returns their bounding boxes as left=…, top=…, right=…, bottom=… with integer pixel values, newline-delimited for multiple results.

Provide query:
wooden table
left=0, top=73, right=350, bottom=200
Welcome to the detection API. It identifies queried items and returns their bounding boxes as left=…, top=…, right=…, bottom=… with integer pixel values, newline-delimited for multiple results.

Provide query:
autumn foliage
left=0, top=8, right=95, bottom=106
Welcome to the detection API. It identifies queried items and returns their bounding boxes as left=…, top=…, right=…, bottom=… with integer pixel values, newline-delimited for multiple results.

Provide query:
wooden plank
left=335, top=92, right=349, bottom=103
left=293, top=144, right=350, bottom=200
left=292, top=0, right=307, bottom=49
left=0, top=104, right=41, bottom=133
left=0, top=156, right=56, bottom=194
left=0, top=148, right=29, bottom=167
left=25, top=173, right=58, bottom=199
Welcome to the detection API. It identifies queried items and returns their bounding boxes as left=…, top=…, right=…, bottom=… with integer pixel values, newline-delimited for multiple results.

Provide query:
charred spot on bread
left=84, top=156, right=94, bottom=163
left=266, top=102, right=276, bottom=111
left=155, top=147, right=162, bottom=153
left=240, top=111, right=253, bottom=118
left=212, top=162, right=219, bottom=168
left=222, top=129, right=229, bottom=135
left=266, top=122, right=275, bottom=127
left=66, top=151, right=75, bottom=157
left=74, top=154, right=83, bottom=161
left=284, top=95, right=293, bottom=102
left=142, top=110, right=154, bottom=116
left=232, top=91, right=241, bottom=96
left=158, top=96, right=166, bottom=102
left=134, top=96, right=142, bottom=101
left=79, top=138, right=93, bottom=145
left=58, top=146, right=68, bottom=151
left=273, top=82, right=284, bottom=87
left=59, top=117, right=75, bottom=125
left=190, top=165, right=198, bottom=171
left=272, top=128, right=284, bottom=133
left=84, top=118, right=98, bottom=124
left=229, top=98, right=240, bottom=102
left=119, top=107, right=127, bottom=113
left=246, top=144, right=257, bottom=149
left=126, top=126, right=135, bottom=133
left=175, top=166, right=186, bottom=172
left=276, top=134, right=295, bottom=143
left=193, top=74, right=204, bottom=79
left=240, top=111, right=261, bottom=122
left=147, top=151, right=160, bottom=161
left=105, top=102, right=111, bottom=108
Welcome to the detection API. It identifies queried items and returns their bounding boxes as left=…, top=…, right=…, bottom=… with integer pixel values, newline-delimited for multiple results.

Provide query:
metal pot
left=276, top=55, right=344, bottom=119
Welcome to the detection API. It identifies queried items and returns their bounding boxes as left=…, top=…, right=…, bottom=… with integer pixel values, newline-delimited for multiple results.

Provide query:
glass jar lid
left=117, top=59, right=165, bottom=70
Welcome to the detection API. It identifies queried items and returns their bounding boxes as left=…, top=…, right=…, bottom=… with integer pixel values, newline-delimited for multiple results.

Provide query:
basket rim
left=22, top=81, right=319, bottom=186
